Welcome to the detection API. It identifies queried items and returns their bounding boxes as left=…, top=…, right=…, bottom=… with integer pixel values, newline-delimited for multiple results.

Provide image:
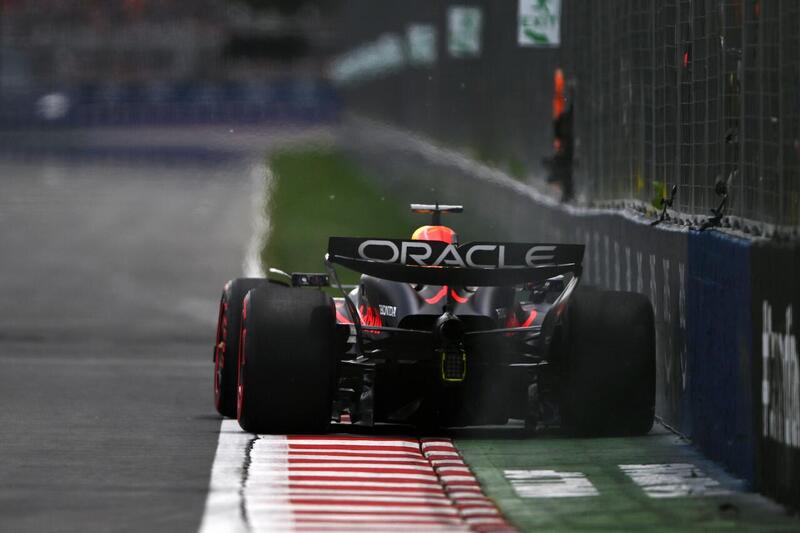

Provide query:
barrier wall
left=688, top=232, right=755, bottom=483
left=344, top=123, right=799, bottom=508
left=753, top=243, right=800, bottom=506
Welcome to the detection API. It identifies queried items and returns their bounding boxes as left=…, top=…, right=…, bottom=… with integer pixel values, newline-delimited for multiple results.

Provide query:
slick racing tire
left=236, top=285, right=337, bottom=434
left=213, top=278, right=268, bottom=418
left=561, top=290, right=655, bottom=436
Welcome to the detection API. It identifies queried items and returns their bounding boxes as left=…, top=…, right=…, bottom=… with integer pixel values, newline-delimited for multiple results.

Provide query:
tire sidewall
left=213, top=278, right=267, bottom=417
left=237, top=286, right=337, bottom=434
left=561, top=289, right=656, bottom=436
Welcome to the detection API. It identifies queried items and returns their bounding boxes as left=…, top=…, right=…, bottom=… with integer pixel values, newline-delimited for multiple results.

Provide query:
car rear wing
left=327, top=237, right=583, bottom=286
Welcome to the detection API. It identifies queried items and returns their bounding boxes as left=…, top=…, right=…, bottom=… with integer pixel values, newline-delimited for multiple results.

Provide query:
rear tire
left=213, top=278, right=267, bottom=418
left=237, top=285, right=337, bottom=434
left=560, top=290, right=655, bottom=436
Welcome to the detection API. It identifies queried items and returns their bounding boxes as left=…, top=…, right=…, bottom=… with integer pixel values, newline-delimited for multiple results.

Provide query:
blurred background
left=0, top=0, right=339, bottom=130
left=2, top=1, right=797, bottom=230
left=334, top=0, right=799, bottom=231
left=1, top=0, right=799, bottom=523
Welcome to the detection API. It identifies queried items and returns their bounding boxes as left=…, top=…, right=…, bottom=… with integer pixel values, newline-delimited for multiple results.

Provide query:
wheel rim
left=214, top=351, right=222, bottom=409
left=236, top=295, right=249, bottom=420
left=213, top=295, right=229, bottom=411
left=235, top=329, right=245, bottom=419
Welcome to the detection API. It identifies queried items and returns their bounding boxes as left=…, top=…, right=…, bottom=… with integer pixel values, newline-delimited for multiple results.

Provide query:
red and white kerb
left=421, top=438, right=515, bottom=532
left=200, top=423, right=515, bottom=532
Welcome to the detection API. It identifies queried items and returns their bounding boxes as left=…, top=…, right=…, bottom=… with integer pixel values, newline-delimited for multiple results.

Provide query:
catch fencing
left=334, top=0, right=800, bottom=232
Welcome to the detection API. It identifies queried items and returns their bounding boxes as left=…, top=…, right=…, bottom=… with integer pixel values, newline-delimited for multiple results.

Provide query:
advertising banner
left=752, top=241, right=800, bottom=506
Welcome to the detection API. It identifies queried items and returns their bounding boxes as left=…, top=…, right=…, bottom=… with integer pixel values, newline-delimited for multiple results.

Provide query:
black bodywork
left=319, top=221, right=585, bottom=429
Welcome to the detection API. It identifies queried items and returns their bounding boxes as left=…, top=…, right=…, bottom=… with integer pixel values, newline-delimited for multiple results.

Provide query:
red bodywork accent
left=335, top=310, right=352, bottom=325
left=336, top=300, right=382, bottom=330
left=334, top=300, right=382, bottom=333
left=505, top=308, right=537, bottom=329
left=334, top=300, right=353, bottom=325
left=422, top=285, right=472, bottom=305
left=521, top=309, right=537, bottom=328
left=359, top=305, right=382, bottom=329
left=449, top=289, right=469, bottom=304
left=424, top=286, right=448, bottom=305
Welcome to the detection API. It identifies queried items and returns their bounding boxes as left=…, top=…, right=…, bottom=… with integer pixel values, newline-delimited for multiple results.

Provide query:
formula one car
left=213, top=204, right=655, bottom=436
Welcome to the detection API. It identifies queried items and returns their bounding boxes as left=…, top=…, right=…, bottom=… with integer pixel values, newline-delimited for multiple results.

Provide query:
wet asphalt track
left=0, top=156, right=255, bottom=532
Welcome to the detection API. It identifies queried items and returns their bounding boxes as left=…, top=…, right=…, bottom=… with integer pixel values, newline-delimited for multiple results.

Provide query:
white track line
left=282, top=449, right=424, bottom=456
left=198, top=420, right=255, bottom=533
left=503, top=469, right=599, bottom=498
left=619, top=463, right=730, bottom=498
left=280, top=439, right=421, bottom=448
left=255, top=471, right=440, bottom=480
left=258, top=489, right=449, bottom=497
left=252, top=460, right=432, bottom=467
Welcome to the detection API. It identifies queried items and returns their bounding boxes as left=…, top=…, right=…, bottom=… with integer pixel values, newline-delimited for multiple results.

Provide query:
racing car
left=213, top=203, right=655, bottom=436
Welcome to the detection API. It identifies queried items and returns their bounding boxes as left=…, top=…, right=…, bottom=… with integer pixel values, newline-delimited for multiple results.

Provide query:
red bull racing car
left=213, top=204, right=655, bottom=435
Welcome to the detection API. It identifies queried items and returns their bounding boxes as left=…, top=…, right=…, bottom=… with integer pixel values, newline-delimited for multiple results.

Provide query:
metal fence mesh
left=336, top=0, right=800, bottom=230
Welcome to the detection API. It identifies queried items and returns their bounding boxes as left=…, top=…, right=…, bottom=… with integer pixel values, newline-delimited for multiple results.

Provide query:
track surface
left=0, top=157, right=255, bottom=532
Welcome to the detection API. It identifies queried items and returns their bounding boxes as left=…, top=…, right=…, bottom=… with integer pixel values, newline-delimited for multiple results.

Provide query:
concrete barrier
left=752, top=242, right=800, bottom=506
left=687, top=232, right=755, bottom=484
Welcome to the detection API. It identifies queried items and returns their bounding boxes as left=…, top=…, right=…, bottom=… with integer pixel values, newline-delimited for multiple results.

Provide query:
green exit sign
left=519, top=0, right=561, bottom=47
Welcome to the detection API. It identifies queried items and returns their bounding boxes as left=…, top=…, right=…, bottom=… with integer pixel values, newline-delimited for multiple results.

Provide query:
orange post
left=552, top=68, right=565, bottom=119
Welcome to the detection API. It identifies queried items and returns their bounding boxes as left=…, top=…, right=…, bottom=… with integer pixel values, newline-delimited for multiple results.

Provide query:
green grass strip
left=261, top=148, right=415, bottom=283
